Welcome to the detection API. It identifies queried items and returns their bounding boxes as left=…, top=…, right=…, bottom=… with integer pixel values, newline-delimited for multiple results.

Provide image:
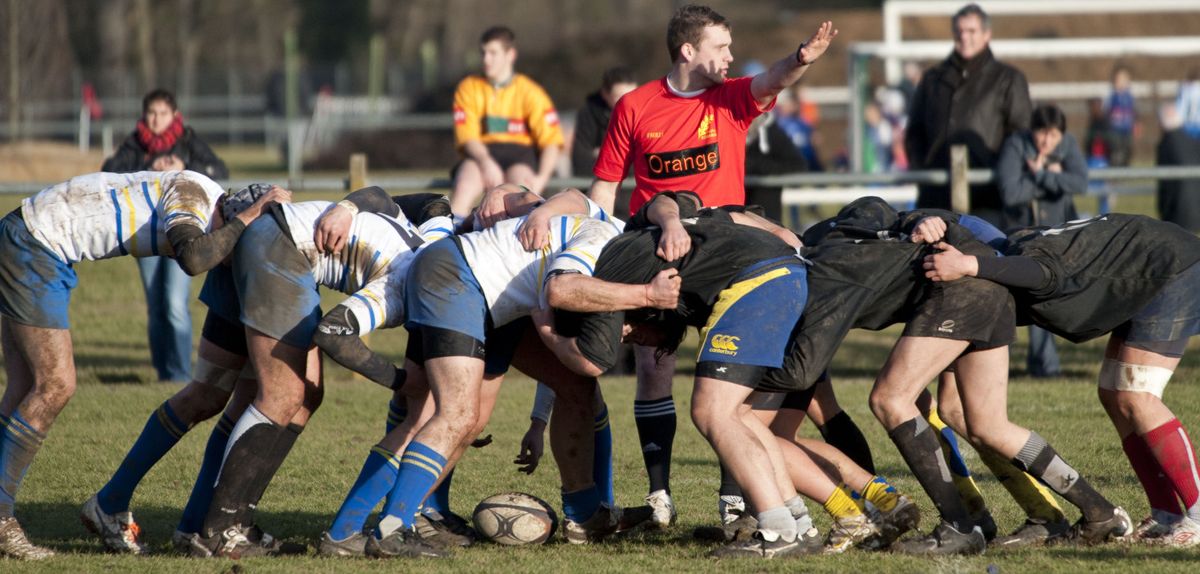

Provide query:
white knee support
left=193, top=358, right=241, bottom=393
left=1097, top=358, right=1173, bottom=398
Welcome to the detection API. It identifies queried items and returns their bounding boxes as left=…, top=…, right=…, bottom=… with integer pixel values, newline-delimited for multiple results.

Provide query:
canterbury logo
left=697, top=114, right=717, bottom=139
left=709, top=334, right=740, bottom=355
left=938, top=320, right=955, bottom=333
left=645, top=143, right=720, bottom=180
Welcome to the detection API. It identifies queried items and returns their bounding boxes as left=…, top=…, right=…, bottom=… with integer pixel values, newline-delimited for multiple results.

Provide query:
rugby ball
left=472, top=492, right=559, bottom=545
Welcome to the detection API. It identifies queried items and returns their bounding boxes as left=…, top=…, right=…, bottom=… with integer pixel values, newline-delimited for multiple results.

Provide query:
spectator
left=1084, top=97, right=1112, bottom=168
left=863, top=100, right=894, bottom=173
left=101, top=88, right=228, bottom=383
left=776, top=83, right=824, bottom=172
left=996, top=104, right=1086, bottom=378
left=905, top=3, right=1032, bottom=225
left=996, top=104, right=1086, bottom=229
left=745, top=108, right=808, bottom=222
left=1178, top=68, right=1200, bottom=139
left=1156, top=102, right=1200, bottom=232
left=449, top=26, right=563, bottom=218
left=1103, top=64, right=1138, bottom=167
left=571, top=66, right=637, bottom=217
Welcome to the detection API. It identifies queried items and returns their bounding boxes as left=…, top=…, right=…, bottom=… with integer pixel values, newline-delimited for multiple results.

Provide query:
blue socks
left=593, top=405, right=614, bottom=505
left=423, top=468, right=454, bottom=516
left=385, top=397, right=406, bottom=434
left=938, top=423, right=972, bottom=478
left=0, top=412, right=45, bottom=518
left=329, top=445, right=401, bottom=541
left=561, top=485, right=602, bottom=523
left=98, top=401, right=189, bottom=514
left=177, top=413, right=234, bottom=534
left=377, top=441, right=446, bottom=535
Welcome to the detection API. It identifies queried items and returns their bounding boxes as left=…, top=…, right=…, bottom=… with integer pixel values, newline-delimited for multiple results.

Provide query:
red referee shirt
left=593, top=76, right=772, bottom=213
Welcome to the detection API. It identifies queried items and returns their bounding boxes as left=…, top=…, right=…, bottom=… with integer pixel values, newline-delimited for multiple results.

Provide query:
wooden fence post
left=949, top=144, right=970, bottom=214
left=349, top=153, right=368, bottom=191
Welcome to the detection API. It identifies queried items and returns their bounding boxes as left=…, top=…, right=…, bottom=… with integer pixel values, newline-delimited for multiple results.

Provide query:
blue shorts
left=1119, top=261, right=1200, bottom=346
left=696, top=257, right=808, bottom=387
left=404, top=238, right=489, bottom=344
left=198, top=264, right=242, bottom=324
left=232, top=218, right=321, bottom=348
left=0, top=210, right=77, bottom=329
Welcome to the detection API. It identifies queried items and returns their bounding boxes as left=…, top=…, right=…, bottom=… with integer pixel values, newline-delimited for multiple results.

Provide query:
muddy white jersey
left=459, top=199, right=623, bottom=327
left=280, top=200, right=451, bottom=334
left=20, top=170, right=224, bottom=263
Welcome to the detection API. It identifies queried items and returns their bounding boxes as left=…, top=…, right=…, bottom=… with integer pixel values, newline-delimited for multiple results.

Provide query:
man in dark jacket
left=905, top=3, right=1032, bottom=226
left=102, top=89, right=229, bottom=384
left=1156, top=102, right=1200, bottom=232
left=571, top=67, right=637, bottom=218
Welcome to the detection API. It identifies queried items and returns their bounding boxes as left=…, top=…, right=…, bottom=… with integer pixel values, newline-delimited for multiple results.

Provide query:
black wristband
left=795, top=41, right=810, bottom=66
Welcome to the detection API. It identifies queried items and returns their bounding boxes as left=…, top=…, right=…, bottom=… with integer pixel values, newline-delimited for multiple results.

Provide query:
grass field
left=2, top=184, right=1200, bottom=572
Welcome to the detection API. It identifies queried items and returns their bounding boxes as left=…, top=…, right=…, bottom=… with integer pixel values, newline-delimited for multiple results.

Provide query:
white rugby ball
left=472, top=492, right=559, bottom=545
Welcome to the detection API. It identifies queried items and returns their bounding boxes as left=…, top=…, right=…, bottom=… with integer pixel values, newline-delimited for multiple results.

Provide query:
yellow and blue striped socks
left=98, top=401, right=190, bottom=514
left=330, top=445, right=402, bottom=541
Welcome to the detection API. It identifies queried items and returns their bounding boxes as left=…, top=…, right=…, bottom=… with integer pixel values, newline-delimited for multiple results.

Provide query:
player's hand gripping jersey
left=593, top=77, right=770, bottom=213
left=20, top=170, right=224, bottom=263
left=458, top=198, right=623, bottom=327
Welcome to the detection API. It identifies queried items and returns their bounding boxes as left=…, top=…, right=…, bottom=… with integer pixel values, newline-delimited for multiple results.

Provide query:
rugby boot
left=711, top=526, right=822, bottom=559
left=413, top=512, right=473, bottom=548
left=616, top=505, right=654, bottom=533
left=364, top=526, right=447, bottom=559
left=693, top=513, right=757, bottom=543
left=0, top=517, right=54, bottom=560
left=318, top=531, right=368, bottom=557
left=80, top=494, right=146, bottom=554
left=971, top=508, right=998, bottom=542
left=1160, top=517, right=1200, bottom=548
left=991, top=517, right=1071, bottom=549
left=646, top=489, right=677, bottom=529
left=718, top=494, right=746, bottom=524
left=564, top=502, right=630, bottom=544
left=1129, top=515, right=1175, bottom=544
left=825, top=513, right=879, bottom=554
left=893, top=520, right=986, bottom=555
left=863, top=494, right=921, bottom=550
left=1066, top=506, right=1133, bottom=545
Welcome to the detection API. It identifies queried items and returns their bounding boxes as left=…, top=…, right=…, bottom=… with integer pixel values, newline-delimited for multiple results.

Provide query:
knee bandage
left=193, top=358, right=242, bottom=392
left=1097, top=358, right=1173, bottom=398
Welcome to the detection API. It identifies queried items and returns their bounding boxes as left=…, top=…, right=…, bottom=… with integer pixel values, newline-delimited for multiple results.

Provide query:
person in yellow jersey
left=450, top=26, right=564, bottom=219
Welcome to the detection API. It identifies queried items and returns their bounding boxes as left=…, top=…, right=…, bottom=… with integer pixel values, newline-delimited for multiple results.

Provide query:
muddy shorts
left=903, top=275, right=1015, bottom=350
left=695, top=256, right=809, bottom=388
left=1115, top=261, right=1200, bottom=355
left=232, top=217, right=321, bottom=348
left=0, top=209, right=78, bottom=329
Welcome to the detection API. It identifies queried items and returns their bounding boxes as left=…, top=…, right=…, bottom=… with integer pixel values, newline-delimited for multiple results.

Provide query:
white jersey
left=279, top=201, right=452, bottom=335
left=20, top=170, right=224, bottom=264
left=459, top=199, right=623, bottom=327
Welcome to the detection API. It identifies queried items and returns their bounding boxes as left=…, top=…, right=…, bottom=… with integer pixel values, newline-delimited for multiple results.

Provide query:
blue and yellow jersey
left=453, top=74, right=564, bottom=151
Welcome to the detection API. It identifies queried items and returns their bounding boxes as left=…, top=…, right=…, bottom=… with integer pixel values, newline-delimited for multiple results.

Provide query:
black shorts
left=201, top=310, right=248, bottom=357
left=903, top=276, right=1015, bottom=350
left=404, top=317, right=529, bottom=376
left=748, top=372, right=827, bottom=411
left=452, top=143, right=538, bottom=177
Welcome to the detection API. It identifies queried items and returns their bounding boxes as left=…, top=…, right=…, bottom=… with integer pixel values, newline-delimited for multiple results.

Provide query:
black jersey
left=761, top=197, right=1000, bottom=391
left=569, top=203, right=798, bottom=372
left=1006, top=214, right=1200, bottom=342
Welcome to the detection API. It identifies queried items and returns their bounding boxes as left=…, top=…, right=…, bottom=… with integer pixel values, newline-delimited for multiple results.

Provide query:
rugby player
left=926, top=213, right=1200, bottom=547
left=775, top=200, right=1127, bottom=554
left=535, top=192, right=829, bottom=558
left=0, top=170, right=286, bottom=560
left=311, top=187, right=621, bottom=555
left=79, top=187, right=450, bottom=555
left=332, top=187, right=672, bottom=558
left=185, top=189, right=452, bottom=558
left=585, top=4, right=840, bottom=526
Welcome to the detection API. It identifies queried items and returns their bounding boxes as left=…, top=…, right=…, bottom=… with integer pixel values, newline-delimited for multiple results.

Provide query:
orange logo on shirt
left=645, top=143, right=720, bottom=179
left=697, top=114, right=717, bottom=139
